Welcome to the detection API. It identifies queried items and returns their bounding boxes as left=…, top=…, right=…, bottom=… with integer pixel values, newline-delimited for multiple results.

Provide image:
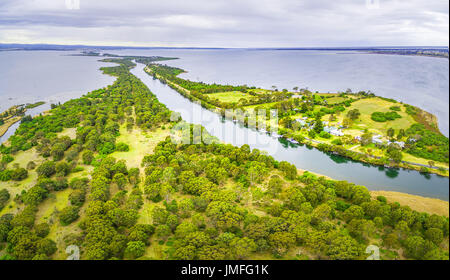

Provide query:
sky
left=0, top=0, right=448, bottom=48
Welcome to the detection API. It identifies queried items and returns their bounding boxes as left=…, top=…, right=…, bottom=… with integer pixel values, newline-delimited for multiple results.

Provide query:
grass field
left=326, top=96, right=347, bottom=104
left=371, top=191, right=449, bottom=217
left=208, top=91, right=253, bottom=103
left=111, top=125, right=171, bottom=171
left=342, top=97, right=416, bottom=136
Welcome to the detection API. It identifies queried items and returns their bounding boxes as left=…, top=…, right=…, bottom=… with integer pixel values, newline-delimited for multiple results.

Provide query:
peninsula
left=0, top=57, right=448, bottom=261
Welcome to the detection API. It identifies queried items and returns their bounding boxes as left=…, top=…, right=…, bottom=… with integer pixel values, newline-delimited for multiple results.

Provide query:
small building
left=372, top=137, right=383, bottom=145
left=389, top=141, right=405, bottom=149
left=354, top=136, right=362, bottom=141
left=295, top=118, right=307, bottom=126
left=324, top=126, right=344, bottom=137
left=292, top=95, right=303, bottom=98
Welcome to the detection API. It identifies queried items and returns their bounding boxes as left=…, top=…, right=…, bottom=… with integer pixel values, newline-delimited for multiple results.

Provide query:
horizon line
left=0, top=42, right=448, bottom=50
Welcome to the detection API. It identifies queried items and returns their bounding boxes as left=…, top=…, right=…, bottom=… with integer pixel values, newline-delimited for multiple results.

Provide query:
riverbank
left=0, top=101, right=45, bottom=137
left=144, top=66, right=449, bottom=177
left=371, top=191, right=449, bottom=217
left=0, top=116, right=21, bottom=137
left=296, top=168, right=449, bottom=216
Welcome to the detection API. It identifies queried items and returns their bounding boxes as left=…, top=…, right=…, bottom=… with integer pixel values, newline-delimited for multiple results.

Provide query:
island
left=0, top=57, right=448, bottom=261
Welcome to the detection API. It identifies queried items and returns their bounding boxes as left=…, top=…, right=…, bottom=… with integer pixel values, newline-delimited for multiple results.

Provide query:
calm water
left=132, top=62, right=449, bottom=201
left=111, top=49, right=449, bottom=136
left=0, top=50, right=115, bottom=142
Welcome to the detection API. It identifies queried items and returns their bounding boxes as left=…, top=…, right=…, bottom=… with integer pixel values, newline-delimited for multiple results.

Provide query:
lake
left=0, top=50, right=115, bottom=142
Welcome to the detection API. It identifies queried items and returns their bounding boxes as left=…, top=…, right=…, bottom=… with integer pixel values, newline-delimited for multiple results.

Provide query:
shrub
left=124, top=241, right=146, bottom=259
left=371, top=111, right=401, bottom=122
left=82, top=151, right=94, bottom=165
left=37, top=161, right=56, bottom=178
left=0, top=189, right=10, bottom=210
left=26, top=161, right=36, bottom=170
left=35, top=223, right=50, bottom=238
left=115, top=142, right=130, bottom=152
left=0, top=170, right=13, bottom=181
left=59, top=206, right=80, bottom=226
left=319, top=131, right=332, bottom=139
left=11, top=168, right=28, bottom=181
left=1, top=155, right=14, bottom=164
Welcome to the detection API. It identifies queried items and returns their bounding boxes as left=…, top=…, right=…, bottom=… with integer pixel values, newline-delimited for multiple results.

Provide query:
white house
left=372, top=137, right=384, bottom=145
left=295, top=118, right=307, bottom=126
left=324, top=126, right=344, bottom=137
left=389, top=141, right=405, bottom=149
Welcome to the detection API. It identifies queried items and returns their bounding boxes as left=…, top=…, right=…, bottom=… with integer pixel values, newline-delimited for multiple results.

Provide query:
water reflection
left=385, top=168, right=399, bottom=179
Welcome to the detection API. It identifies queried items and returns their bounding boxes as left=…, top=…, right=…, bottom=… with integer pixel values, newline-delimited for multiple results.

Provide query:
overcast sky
left=0, top=0, right=448, bottom=47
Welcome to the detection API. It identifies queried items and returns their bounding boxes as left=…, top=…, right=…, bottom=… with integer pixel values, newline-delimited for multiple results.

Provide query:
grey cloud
left=0, top=0, right=447, bottom=47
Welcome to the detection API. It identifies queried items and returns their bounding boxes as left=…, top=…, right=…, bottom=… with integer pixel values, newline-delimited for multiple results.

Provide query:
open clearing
left=208, top=91, right=253, bottom=103
left=371, top=190, right=449, bottom=217
left=111, top=125, right=171, bottom=170
left=342, top=97, right=416, bottom=135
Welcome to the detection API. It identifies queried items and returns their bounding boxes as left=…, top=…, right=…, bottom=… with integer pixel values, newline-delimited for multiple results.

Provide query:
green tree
left=124, top=241, right=146, bottom=259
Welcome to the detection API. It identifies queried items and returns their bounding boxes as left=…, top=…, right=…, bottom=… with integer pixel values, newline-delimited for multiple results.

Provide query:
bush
left=371, top=111, right=401, bottom=122
left=308, top=130, right=316, bottom=139
left=59, top=206, right=80, bottom=226
left=420, top=166, right=429, bottom=174
left=82, top=151, right=94, bottom=165
left=0, top=170, right=13, bottom=181
left=376, top=196, right=387, bottom=203
left=69, top=189, right=86, bottom=207
left=124, top=241, right=146, bottom=259
left=319, top=131, right=332, bottom=139
left=55, top=161, right=70, bottom=176
left=1, top=155, right=14, bottom=164
left=35, top=223, right=50, bottom=238
left=11, top=168, right=28, bottom=181
left=0, top=189, right=10, bottom=210
left=26, top=161, right=36, bottom=170
left=115, top=142, right=130, bottom=152
left=37, top=161, right=56, bottom=178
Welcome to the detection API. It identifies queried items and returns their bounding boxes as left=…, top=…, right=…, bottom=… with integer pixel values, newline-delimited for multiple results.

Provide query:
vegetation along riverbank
left=0, top=102, right=45, bottom=137
left=145, top=64, right=449, bottom=177
left=0, top=57, right=448, bottom=260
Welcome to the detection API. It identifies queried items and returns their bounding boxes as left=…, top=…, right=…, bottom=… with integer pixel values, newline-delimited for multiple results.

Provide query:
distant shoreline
left=0, top=101, right=45, bottom=137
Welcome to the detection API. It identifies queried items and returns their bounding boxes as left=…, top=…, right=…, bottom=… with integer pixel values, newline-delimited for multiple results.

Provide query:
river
left=0, top=49, right=448, bottom=200
left=110, top=48, right=449, bottom=137
left=131, top=62, right=449, bottom=201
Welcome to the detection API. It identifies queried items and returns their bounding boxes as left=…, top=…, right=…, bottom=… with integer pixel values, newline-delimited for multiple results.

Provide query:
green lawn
left=208, top=91, right=253, bottom=103
left=111, top=126, right=170, bottom=170
left=341, top=97, right=416, bottom=136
